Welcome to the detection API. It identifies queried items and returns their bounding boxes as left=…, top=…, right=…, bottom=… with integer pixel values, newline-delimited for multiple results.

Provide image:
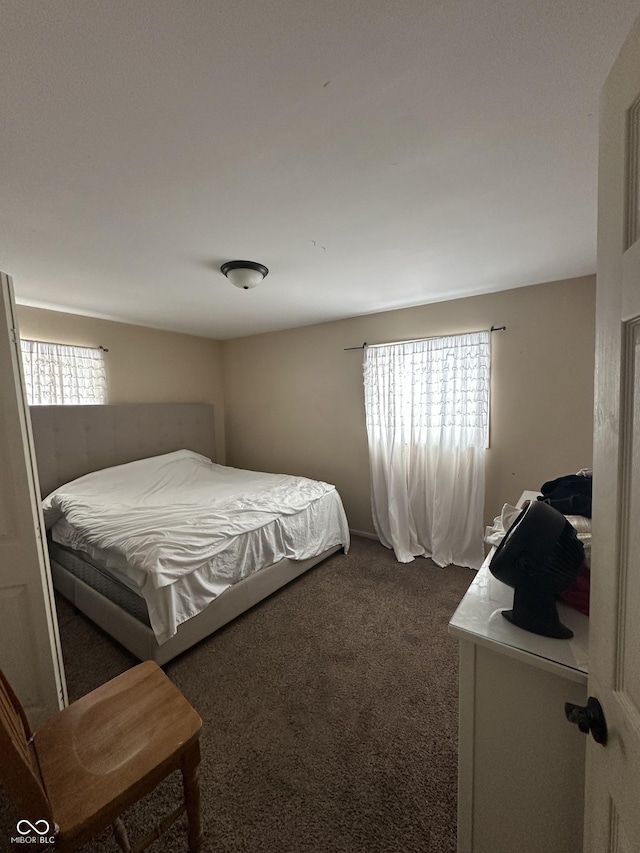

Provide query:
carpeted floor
left=0, top=536, right=475, bottom=852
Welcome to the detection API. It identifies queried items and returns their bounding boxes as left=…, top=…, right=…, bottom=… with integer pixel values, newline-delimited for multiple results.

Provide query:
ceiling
left=2, top=1, right=639, bottom=340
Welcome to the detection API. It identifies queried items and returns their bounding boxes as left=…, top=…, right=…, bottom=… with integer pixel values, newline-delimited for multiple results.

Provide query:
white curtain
left=363, top=331, right=490, bottom=569
left=20, top=340, right=107, bottom=405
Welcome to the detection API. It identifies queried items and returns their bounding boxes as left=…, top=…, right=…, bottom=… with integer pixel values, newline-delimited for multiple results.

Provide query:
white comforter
left=43, top=450, right=350, bottom=642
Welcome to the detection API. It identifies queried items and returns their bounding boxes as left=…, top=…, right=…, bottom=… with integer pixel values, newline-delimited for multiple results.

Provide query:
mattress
left=49, top=539, right=151, bottom=626
left=44, top=450, right=350, bottom=644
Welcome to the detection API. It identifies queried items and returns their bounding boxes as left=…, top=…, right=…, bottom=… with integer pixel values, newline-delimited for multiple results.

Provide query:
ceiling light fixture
left=220, top=260, right=269, bottom=290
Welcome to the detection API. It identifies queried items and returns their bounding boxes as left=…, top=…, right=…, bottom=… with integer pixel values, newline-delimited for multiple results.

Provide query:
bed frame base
left=51, top=546, right=342, bottom=666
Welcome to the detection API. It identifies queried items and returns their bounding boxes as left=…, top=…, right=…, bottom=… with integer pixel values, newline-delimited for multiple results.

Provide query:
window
left=20, top=339, right=107, bottom=405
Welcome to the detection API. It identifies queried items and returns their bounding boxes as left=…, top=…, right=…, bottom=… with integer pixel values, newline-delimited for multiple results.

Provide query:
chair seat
left=34, top=661, right=202, bottom=845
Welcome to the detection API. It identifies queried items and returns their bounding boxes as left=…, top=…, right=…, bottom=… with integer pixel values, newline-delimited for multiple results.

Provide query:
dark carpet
left=0, top=536, right=474, bottom=852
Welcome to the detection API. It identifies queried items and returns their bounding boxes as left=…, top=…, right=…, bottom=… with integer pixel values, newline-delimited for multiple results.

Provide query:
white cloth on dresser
left=484, top=503, right=522, bottom=547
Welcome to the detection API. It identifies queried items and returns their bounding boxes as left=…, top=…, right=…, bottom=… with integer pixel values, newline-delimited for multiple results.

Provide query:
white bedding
left=43, top=450, right=350, bottom=643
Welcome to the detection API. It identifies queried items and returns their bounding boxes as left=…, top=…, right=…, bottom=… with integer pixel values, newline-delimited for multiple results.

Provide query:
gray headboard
left=29, top=403, right=216, bottom=497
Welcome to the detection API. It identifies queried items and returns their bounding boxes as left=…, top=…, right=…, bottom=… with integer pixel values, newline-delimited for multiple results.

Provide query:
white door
left=0, top=272, right=66, bottom=726
left=585, top=11, right=640, bottom=851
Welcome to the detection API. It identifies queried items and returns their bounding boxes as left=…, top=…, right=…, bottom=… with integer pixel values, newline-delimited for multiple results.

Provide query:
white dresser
left=448, top=493, right=589, bottom=853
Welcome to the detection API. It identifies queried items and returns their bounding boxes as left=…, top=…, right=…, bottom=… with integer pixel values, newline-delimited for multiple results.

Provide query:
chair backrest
left=0, top=670, right=53, bottom=824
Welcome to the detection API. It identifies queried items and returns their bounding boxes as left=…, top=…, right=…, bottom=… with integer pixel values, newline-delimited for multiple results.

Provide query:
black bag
left=537, top=474, right=592, bottom=518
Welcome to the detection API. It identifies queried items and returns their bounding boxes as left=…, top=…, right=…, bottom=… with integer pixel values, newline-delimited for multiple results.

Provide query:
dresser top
left=448, top=491, right=589, bottom=684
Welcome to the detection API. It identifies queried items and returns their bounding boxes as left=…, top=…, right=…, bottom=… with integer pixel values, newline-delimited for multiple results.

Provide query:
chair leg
left=112, top=817, right=132, bottom=852
left=181, top=741, right=202, bottom=853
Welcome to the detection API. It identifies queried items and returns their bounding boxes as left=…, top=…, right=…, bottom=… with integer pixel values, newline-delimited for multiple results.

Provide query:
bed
left=30, top=403, right=350, bottom=665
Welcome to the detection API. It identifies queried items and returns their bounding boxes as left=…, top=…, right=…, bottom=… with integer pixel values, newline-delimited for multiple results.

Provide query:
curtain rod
left=20, top=337, right=109, bottom=352
left=343, top=325, right=506, bottom=351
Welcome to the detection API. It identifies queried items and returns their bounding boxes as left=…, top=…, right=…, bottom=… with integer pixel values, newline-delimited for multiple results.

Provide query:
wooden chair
left=0, top=660, right=202, bottom=851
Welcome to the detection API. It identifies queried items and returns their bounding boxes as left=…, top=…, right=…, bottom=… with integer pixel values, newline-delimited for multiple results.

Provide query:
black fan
left=489, top=500, right=585, bottom=639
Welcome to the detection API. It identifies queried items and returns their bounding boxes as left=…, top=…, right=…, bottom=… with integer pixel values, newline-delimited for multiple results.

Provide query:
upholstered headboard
left=29, top=403, right=216, bottom=497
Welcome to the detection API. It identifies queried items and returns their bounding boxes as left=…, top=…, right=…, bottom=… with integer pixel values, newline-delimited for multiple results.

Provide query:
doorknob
left=565, top=696, right=608, bottom=745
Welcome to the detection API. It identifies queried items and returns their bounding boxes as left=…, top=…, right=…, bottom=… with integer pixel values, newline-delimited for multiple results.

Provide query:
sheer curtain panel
left=20, top=340, right=107, bottom=405
left=363, top=331, right=490, bottom=568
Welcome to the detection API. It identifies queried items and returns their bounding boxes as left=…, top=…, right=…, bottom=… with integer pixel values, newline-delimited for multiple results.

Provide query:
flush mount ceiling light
left=220, top=260, right=269, bottom=290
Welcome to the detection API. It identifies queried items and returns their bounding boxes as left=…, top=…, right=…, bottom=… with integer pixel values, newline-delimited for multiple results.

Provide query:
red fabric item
left=560, top=563, right=590, bottom=615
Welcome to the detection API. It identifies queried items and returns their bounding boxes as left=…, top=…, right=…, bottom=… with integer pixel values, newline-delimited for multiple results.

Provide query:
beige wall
left=16, top=306, right=226, bottom=462
left=16, top=276, right=596, bottom=536
left=222, top=276, right=596, bottom=534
